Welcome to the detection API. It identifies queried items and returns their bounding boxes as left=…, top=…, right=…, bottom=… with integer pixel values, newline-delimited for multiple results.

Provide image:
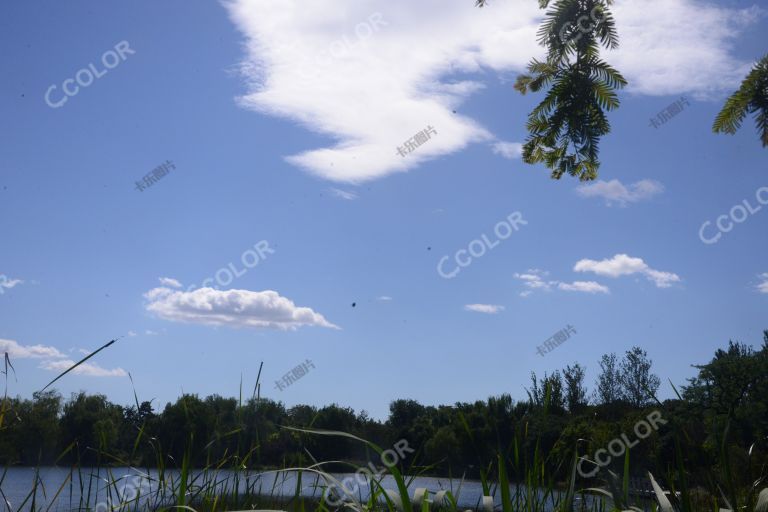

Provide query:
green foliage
left=618, top=346, right=661, bottom=408
left=483, top=0, right=627, bottom=180
left=594, top=352, right=621, bottom=405
left=594, top=347, right=660, bottom=407
left=713, top=54, right=768, bottom=147
left=563, top=363, right=588, bottom=413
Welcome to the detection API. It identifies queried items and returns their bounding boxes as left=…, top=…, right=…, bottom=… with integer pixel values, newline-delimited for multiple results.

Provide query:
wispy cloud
left=226, top=0, right=759, bottom=183
left=329, top=188, right=358, bottom=200
left=377, top=295, right=393, bottom=302
left=0, top=276, right=23, bottom=293
left=514, top=269, right=609, bottom=296
left=144, top=286, right=338, bottom=330
left=576, top=179, right=664, bottom=207
left=0, top=338, right=125, bottom=378
left=557, top=281, right=610, bottom=294
left=610, top=2, right=762, bottom=98
left=514, top=270, right=556, bottom=296
left=491, top=141, right=523, bottom=160
left=159, top=277, right=183, bottom=288
left=757, top=273, right=768, bottom=294
left=574, top=254, right=681, bottom=288
left=464, top=303, right=505, bottom=314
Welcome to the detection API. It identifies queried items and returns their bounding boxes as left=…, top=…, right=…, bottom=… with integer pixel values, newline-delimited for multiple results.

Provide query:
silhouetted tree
left=595, top=352, right=621, bottom=404
left=563, top=363, right=588, bottom=413
left=619, top=346, right=661, bottom=407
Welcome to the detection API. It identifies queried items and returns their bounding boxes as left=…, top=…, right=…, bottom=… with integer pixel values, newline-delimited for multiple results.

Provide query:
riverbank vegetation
left=1, top=331, right=767, bottom=511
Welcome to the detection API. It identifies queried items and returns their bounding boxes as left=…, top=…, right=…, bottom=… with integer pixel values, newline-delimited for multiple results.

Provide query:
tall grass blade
left=648, top=472, right=673, bottom=512
left=40, top=337, right=121, bottom=391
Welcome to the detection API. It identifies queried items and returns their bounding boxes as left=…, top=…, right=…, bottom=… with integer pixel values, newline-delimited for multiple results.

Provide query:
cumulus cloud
left=464, top=303, right=505, bottom=314
left=225, top=0, right=759, bottom=183
left=574, top=254, right=681, bottom=288
left=39, top=359, right=127, bottom=378
left=491, top=141, right=524, bottom=160
left=144, top=286, right=338, bottom=330
left=0, top=339, right=64, bottom=359
left=159, top=277, right=183, bottom=288
left=757, top=273, right=768, bottom=294
left=514, top=270, right=609, bottom=296
left=329, top=188, right=358, bottom=200
left=576, top=179, right=664, bottom=206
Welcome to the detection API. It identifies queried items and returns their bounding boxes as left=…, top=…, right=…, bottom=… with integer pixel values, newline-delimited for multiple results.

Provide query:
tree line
left=1, top=333, right=766, bottom=490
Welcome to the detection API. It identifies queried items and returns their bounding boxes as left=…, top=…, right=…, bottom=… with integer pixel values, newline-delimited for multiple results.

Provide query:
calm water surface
left=1, top=466, right=602, bottom=511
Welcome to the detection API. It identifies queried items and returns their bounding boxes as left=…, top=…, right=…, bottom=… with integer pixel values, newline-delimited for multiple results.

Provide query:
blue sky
left=1, top=0, right=766, bottom=420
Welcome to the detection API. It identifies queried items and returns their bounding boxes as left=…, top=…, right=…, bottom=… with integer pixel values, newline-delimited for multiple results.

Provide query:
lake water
left=0, top=466, right=605, bottom=511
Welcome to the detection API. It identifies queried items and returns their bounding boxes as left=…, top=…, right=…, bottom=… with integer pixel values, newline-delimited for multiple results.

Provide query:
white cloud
left=127, top=330, right=137, bottom=337
left=557, top=281, right=610, bottom=294
left=0, top=339, right=64, bottom=359
left=0, top=338, right=125, bottom=378
left=144, top=286, right=338, bottom=330
left=377, top=295, right=393, bottom=301
left=225, top=0, right=759, bottom=183
left=159, top=277, right=183, bottom=288
left=491, top=141, right=523, bottom=160
left=515, top=269, right=611, bottom=296
left=610, top=2, right=762, bottom=98
left=329, top=188, right=358, bottom=200
left=757, top=273, right=768, bottom=294
left=0, top=276, right=22, bottom=292
left=574, top=254, right=681, bottom=288
left=515, top=268, right=557, bottom=290
left=464, top=304, right=505, bottom=314
left=39, top=359, right=127, bottom=378
left=145, top=330, right=159, bottom=336
left=576, top=179, right=664, bottom=206
left=514, top=269, right=555, bottom=295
